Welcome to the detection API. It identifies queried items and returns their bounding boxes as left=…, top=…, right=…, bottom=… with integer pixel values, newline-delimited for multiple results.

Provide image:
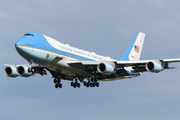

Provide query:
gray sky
left=1, top=0, right=180, bottom=120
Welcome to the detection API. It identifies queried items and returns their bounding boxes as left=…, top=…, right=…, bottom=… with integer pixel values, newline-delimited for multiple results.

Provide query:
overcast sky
left=1, top=0, right=180, bottom=120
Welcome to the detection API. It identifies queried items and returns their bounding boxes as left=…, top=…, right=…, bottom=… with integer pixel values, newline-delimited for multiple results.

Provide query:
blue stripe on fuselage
left=116, top=68, right=137, bottom=76
left=125, top=69, right=136, bottom=76
left=15, top=32, right=95, bottom=61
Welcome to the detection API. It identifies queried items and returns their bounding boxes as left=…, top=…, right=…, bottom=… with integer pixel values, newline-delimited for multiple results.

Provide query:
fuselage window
left=24, top=34, right=34, bottom=37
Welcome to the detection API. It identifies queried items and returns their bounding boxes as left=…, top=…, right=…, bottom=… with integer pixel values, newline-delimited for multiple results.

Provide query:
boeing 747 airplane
left=4, top=32, right=180, bottom=88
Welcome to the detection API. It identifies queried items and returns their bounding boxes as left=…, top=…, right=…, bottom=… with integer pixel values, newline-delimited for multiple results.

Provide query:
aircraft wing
left=162, top=58, right=180, bottom=63
left=67, top=58, right=180, bottom=72
left=116, top=58, right=180, bottom=66
left=116, top=59, right=180, bottom=72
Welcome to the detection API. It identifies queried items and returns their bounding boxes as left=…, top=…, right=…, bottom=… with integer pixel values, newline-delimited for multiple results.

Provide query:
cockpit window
left=24, top=34, right=34, bottom=37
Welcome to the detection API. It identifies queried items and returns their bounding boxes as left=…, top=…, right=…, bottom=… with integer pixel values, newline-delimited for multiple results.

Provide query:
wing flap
left=67, top=61, right=103, bottom=65
left=116, top=60, right=148, bottom=67
left=67, top=61, right=103, bottom=69
left=67, top=61, right=99, bottom=71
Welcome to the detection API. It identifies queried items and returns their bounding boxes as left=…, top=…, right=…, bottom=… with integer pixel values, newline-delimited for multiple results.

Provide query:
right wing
left=4, top=64, right=47, bottom=77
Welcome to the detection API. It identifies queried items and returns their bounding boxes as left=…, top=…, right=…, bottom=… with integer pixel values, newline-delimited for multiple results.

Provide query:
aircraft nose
left=15, top=38, right=23, bottom=46
left=15, top=38, right=26, bottom=55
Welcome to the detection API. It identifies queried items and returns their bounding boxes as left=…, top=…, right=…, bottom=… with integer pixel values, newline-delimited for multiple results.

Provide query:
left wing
left=116, top=58, right=180, bottom=73
left=117, top=58, right=180, bottom=65
left=67, top=58, right=180, bottom=73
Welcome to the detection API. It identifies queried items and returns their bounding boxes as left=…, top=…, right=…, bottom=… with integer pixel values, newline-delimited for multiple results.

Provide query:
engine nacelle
left=4, top=66, right=18, bottom=78
left=17, top=66, right=34, bottom=77
left=146, top=61, right=163, bottom=73
left=97, top=63, right=115, bottom=75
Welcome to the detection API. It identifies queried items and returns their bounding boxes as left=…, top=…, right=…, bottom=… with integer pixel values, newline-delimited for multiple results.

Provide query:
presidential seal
left=46, top=53, right=50, bottom=59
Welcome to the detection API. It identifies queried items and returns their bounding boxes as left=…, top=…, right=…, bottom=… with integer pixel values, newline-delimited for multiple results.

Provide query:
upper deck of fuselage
left=15, top=32, right=115, bottom=61
left=15, top=32, right=51, bottom=50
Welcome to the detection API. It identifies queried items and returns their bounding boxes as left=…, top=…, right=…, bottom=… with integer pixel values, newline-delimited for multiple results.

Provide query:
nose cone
left=15, top=39, right=22, bottom=52
left=15, top=38, right=23, bottom=46
left=15, top=38, right=27, bottom=57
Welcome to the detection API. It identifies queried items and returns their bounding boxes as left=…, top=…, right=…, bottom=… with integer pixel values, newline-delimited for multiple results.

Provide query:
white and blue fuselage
left=5, top=31, right=180, bottom=88
left=15, top=32, right=137, bottom=81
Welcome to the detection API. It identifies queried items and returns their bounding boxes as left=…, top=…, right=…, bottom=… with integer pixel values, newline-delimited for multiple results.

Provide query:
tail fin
left=119, top=32, right=145, bottom=61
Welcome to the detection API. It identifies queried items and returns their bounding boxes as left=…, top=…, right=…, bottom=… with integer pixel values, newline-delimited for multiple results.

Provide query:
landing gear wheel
left=77, top=83, right=80, bottom=88
left=83, top=81, right=87, bottom=86
left=54, top=79, right=57, bottom=83
left=86, top=82, right=90, bottom=88
left=55, top=84, right=59, bottom=88
left=59, top=84, right=62, bottom=88
left=92, top=83, right=95, bottom=87
left=74, top=82, right=78, bottom=86
left=94, top=78, right=97, bottom=83
left=90, top=83, right=93, bottom=87
left=71, top=82, right=74, bottom=86
left=54, top=79, right=62, bottom=89
left=70, top=78, right=83, bottom=88
left=96, top=82, right=100, bottom=87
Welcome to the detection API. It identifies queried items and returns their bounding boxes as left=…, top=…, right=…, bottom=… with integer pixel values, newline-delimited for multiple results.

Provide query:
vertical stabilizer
left=119, top=32, right=145, bottom=61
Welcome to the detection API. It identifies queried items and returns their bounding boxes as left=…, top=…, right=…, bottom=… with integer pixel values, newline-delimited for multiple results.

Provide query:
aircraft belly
left=16, top=46, right=64, bottom=65
left=47, top=65, right=92, bottom=77
left=45, top=57, right=91, bottom=77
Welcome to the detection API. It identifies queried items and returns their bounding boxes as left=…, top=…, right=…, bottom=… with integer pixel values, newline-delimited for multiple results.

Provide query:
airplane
left=4, top=32, right=180, bottom=89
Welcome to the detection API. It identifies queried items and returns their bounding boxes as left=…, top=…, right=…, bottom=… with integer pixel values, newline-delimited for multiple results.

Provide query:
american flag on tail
left=134, top=45, right=139, bottom=53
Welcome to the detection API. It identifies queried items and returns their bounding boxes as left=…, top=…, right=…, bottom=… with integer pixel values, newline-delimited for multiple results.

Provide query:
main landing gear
left=71, top=79, right=81, bottom=88
left=53, top=77, right=100, bottom=89
left=84, top=78, right=100, bottom=88
left=54, top=79, right=62, bottom=89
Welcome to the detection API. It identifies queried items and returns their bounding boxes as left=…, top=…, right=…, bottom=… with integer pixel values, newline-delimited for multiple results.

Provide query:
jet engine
left=4, top=66, right=18, bottom=78
left=146, top=61, right=163, bottom=73
left=97, top=63, right=115, bottom=75
left=17, top=66, right=34, bottom=77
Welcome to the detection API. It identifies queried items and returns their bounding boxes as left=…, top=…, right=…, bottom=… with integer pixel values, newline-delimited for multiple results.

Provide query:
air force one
left=4, top=32, right=180, bottom=88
